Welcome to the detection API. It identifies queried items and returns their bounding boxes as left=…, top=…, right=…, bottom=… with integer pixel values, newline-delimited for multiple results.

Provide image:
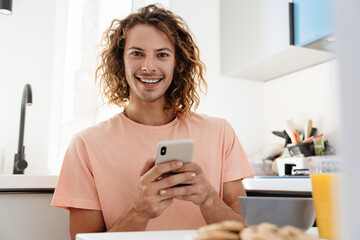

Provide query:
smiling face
left=123, top=24, right=176, bottom=105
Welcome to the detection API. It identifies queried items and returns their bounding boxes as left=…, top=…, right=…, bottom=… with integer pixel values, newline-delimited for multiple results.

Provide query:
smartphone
left=155, top=139, right=194, bottom=165
left=155, top=139, right=194, bottom=186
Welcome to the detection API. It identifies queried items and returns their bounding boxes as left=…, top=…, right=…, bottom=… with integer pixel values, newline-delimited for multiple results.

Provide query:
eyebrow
left=156, top=48, right=173, bottom=53
left=127, top=46, right=173, bottom=53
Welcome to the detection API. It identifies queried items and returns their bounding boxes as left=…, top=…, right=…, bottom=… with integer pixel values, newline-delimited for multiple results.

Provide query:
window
left=49, top=0, right=170, bottom=173
left=48, top=0, right=132, bottom=173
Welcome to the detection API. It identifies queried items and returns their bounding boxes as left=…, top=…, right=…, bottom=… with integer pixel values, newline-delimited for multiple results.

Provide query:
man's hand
left=131, top=158, right=195, bottom=219
left=156, top=162, right=247, bottom=225
left=158, top=162, right=215, bottom=206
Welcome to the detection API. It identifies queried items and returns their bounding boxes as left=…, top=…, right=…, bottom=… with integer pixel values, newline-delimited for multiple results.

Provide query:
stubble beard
left=127, top=73, right=169, bottom=104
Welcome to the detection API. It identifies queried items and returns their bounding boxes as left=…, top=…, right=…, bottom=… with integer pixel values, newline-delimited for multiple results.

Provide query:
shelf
left=224, top=46, right=335, bottom=81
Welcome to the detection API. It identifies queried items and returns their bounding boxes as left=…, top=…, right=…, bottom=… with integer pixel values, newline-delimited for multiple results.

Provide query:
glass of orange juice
left=308, top=156, right=342, bottom=239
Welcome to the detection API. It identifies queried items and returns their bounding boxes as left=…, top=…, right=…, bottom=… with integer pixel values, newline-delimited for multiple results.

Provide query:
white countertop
left=242, top=177, right=312, bottom=192
left=0, top=174, right=58, bottom=191
left=0, top=175, right=311, bottom=192
left=76, top=228, right=319, bottom=240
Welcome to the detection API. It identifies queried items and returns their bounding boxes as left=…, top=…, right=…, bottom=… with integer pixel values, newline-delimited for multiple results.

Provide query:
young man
left=52, top=4, right=253, bottom=239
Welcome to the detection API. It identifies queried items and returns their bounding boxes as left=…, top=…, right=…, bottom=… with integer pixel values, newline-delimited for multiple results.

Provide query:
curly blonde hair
left=95, top=4, right=207, bottom=118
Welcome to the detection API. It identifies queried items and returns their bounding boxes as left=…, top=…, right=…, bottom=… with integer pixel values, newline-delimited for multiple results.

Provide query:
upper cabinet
left=293, top=0, right=335, bottom=51
left=220, top=0, right=336, bottom=81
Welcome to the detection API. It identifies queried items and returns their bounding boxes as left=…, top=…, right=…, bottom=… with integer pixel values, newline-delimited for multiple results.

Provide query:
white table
left=76, top=228, right=319, bottom=240
left=76, top=230, right=195, bottom=240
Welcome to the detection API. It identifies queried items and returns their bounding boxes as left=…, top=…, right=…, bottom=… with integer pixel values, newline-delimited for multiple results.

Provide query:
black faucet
left=13, top=84, right=32, bottom=174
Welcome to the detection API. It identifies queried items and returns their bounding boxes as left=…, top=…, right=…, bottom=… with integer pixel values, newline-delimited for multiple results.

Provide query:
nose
left=141, top=56, right=157, bottom=73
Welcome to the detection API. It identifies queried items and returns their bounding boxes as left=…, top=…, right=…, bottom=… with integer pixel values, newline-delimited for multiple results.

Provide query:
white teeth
left=139, top=78, right=161, bottom=84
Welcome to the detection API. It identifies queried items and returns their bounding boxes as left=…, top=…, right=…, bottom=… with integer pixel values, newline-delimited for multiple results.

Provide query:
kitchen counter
left=0, top=174, right=58, bottom=191
left=0, top=174, right=311, bottom=193
left=76, top=228, right=319, bottom=240
left=242, top=177, right=312, bottom=192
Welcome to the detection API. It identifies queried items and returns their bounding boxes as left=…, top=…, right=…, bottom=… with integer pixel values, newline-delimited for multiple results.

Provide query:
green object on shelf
left=314, top=135, right=325, bottom=155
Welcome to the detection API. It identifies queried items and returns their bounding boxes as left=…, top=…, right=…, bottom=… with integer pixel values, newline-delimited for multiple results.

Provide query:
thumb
left=139, top=157, right=156, bottom=176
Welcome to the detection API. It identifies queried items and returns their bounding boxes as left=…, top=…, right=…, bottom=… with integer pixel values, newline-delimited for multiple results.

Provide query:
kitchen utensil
left=272, top=131, right=287, bottom=138
left=304, top=133, right=323, bottom=143
left=288, top=141, right=315, bottom=157
left=272, top=130, right=292, bottom=147
left=304, top=120, right=313, bottom=139
left=295, top=130, right=300, bottom=143
left=285, top=120, right=298, bottom=144
left=238, top=197, right=315, bottom=230
left=310, top=128, right=317, bottom=137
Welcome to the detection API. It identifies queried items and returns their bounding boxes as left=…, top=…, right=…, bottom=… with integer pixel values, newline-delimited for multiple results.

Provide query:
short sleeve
left=51, top=135, right=101, bottom=210
left=222, top=120, right=254, bottom=182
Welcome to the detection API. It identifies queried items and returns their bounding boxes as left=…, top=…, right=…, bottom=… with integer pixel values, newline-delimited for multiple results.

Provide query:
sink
left=0, top=174, right=58, bottom=191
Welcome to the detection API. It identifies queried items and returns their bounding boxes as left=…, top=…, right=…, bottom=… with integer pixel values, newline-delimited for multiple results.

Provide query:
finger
left=154, top=171, right=175, bottom=182
left=162, top=172, right=199, bottom=185
left=157, top=172, right=197, bottom=190
left=159, top=184, right=200, bottom=197
left=144, top=160, right=184, bottom=181
left=177, top=175, right=198, bottom=185
left=158, top=194, right=174, bottom=201
left=172, top=162, right=202, bottom=175
left=140, top=157, right=156, bottom=176
left=174, top=194, right=200, bottom=202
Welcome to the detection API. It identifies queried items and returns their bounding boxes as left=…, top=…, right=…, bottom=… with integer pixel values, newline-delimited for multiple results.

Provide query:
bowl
left=238, top=197, right=315, bottom=229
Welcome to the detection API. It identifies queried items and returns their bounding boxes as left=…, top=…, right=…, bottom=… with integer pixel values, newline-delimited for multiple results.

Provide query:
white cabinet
left=293, top=0, right=334, bottom=47
left=0, top=193, right=70, bottom=240
left=220, top=0, right=335, bottom=81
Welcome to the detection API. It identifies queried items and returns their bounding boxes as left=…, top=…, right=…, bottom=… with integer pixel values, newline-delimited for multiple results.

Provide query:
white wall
left=263, top=60, right=340, bottom=150
left=169, top=0, right=264, bottom=156
left=0, top=0, right=57, bottom=174
left=0, top=0, right=264, bottom=175
left=0, top=0, right=340, bottom=174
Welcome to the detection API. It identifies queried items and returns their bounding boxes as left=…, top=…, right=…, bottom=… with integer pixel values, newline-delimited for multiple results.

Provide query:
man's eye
left=158, top=53, right=169, bottom=58
left=132, top=52, right=142, bottom=57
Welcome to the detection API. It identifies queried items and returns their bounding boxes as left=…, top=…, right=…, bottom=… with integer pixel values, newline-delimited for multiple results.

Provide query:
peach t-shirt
left=51, top=112, right=253, bottom=230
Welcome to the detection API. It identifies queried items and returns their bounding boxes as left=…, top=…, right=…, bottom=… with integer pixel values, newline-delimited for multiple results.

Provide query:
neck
left=124, top=104, right=176, bottom=126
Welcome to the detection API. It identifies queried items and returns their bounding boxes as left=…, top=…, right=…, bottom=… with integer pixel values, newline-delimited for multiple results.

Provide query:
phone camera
left=160, top=146, right=167, bottom=156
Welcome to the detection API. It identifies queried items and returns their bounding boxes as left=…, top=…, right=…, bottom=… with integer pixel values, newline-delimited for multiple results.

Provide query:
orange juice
left=310, top=173, right=340, bottom=239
